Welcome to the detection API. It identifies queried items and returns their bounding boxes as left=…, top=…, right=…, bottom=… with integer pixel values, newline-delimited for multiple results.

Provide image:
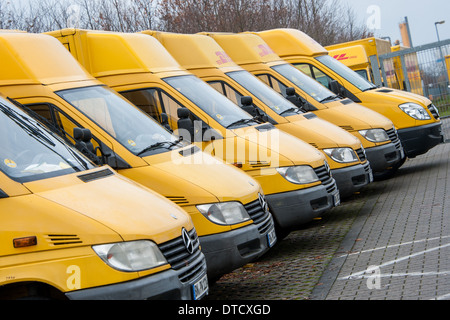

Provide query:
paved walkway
left=208, top=117, right=450, bottom=300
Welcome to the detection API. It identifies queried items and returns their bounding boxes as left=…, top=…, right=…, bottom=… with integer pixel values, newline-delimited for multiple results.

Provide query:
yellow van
left=257, top=28, right=443, bottom=159
left=149, top=31, right=372, bottom=198
left=0, top=94, right=208, bottom=300
left=0, top=31, right=276, bottom=282
left=325, top=38, right=424, bottom=96
left=206, top=32, right=405, bottom=179
left=47, top=28, right=340, bottom=238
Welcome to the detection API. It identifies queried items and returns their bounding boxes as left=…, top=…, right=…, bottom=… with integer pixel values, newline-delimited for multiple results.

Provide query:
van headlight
left=197, top=202, right=251, bottom=225
left=399, top=103, right=431, bottom=120
left=93, top=240, right=167, bottom=272
left=276, top=166, right=319, bottom=184
left=358, top=129, right=389, bottom=142
left=323, top=148, right=358, bottom=163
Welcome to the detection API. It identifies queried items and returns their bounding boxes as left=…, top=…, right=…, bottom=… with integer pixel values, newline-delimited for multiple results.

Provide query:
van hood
left=24, top=168, right=192, bottom=244
left=141, top=146, right=260, bottom=204
left=280, top=114, right=361, bottom=149
left=232, top=125, right=325, bottom=168
left=316, top=100, right=394, bottom=131
left=359, top=87, right=432, bottom=107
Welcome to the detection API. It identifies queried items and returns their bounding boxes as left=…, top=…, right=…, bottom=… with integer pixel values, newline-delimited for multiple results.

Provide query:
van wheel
left=373, top=157, right=407, bottom=180
left=275, top=226, right=291, bottom=241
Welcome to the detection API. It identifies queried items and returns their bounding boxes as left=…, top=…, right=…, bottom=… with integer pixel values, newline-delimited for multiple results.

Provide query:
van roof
left=205, top=32, right=284, bottom=65
left=147, top=31, right=240, bottom=71
left=256, top=28, right=328, bottom=58
left=51, top=29, right=186, bottom=77
left=0, top=32, right=94, bottom=86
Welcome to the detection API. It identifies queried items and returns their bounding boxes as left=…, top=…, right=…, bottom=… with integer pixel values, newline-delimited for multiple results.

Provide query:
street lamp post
left=435, top=20, right=445, bottom=42
left=434, top=21, right=448, bottom=97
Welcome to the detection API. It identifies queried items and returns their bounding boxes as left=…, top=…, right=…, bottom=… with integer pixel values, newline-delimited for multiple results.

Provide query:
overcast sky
left=13, top=0, right=450, bottom=47
left=341, top=0, right=450, bottom=46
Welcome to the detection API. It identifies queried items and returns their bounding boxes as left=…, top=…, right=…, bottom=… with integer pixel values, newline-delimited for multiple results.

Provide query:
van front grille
left=314, top=165, right=337, bottom=194
left=356, top=148, right=366, bottom=162
left=385, top=128, right=402, bottom=151
left=158, top=228, right=205, bottom=283
left=244, top=198, right=274, bottom=235
left=427, top=104, right=440, bottom=120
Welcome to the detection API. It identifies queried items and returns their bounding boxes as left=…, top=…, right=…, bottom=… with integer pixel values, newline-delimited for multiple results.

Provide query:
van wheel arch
left=0, top=282, right=68, bottom=300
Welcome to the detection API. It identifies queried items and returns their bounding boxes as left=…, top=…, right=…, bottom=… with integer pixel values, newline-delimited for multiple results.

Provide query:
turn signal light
left=13, top=236, right=37, bottom=248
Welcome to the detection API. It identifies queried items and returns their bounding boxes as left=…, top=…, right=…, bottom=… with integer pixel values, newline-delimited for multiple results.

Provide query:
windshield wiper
left=279, top=107, right=300, bottom=116
left=226, top=118, right=258, bottom=129
left=0, top=102, right=56, bottom=147
left=136, top=141, right=175, bottom=156
left=362, top=85, right=380, bottom=92
left=319, top=95, right=339, bottom=103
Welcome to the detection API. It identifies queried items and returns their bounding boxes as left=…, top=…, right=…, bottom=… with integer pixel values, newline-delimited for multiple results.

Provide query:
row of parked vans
left=0, top=27, right=443, bottom=300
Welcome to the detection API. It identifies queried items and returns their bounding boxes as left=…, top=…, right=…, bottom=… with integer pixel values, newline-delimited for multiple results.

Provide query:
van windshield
left=316, top=55, right=377, bottom=91
left=0, top=98, right=93, bottom=183
left=226, top=70, right=303, bottom=116
left=57, top=86, right=178, bottom=157
left=271, top=63, right=338, bottom=103
left=164, top=75, right=258, bottom=129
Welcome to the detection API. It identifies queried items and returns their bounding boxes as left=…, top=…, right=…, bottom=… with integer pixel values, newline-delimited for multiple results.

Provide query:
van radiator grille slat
left=158, top=228, right=205, bottom=283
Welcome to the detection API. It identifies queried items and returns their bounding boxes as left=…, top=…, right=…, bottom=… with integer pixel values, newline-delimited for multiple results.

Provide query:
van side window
left=256, top=74, right=288, bottom=96
left=294, top=63, right=334, bottom=90
left=208, top=81, right=244, bottom=106
left=121, top=88, right=207, bottom=131
left=24, top=103, right=100, bottom=153
left=120, top=89, right=162, bottom=123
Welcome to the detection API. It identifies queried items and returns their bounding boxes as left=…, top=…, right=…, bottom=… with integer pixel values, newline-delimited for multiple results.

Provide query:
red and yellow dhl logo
left=257, top=44, right=275, bottom=57
left=332, top=53, right=357, bottom=61
left=215, top=51, right=233, bottom=65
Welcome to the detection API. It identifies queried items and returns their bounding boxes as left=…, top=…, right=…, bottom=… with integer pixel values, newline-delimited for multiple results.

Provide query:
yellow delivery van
left=325, top=38, right=394, bottom=86
left=0, top=94, right=208, bottom=300
left=326, top=38, right=424, bottom=96
left=206, top=32, right=405, bottom=179
left=149, top=31, right=372, bottom=198
left=48, top=28, right=340, bottom=238
left=0, top=31, right=276, bottom=281
left=258, top=28, right=443, bottom=159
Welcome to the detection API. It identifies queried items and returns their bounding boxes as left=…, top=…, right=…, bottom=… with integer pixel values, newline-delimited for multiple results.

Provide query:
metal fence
left=373, top=39, right=450, bottom=117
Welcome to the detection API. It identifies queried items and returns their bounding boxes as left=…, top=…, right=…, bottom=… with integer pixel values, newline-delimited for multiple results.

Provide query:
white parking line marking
left=341, top=271, right=450, bottom=280
left=338, top=235, right=450, bottom=258
left=339, top=242, right=450, bottom=280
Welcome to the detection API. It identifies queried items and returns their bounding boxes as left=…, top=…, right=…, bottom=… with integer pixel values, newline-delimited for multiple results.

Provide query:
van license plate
left=267, top=228, right=277, bottom=247
left=192, top=273, right=209, bottom=300
left=368, top=170, right=373, bottom=183
left=333, top=191, right=340, bottom=207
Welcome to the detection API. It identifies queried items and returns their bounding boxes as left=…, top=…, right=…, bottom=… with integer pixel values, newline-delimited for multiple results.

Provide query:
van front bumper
left=65, top=252, right=208, bottom=300
left=200, top=214, right=276, bottom=281
left=365, top=142, right=403, bottom=173
left=331, top=161, right=372, bottom=198
left=266, top=181, right=339, bottom=230
left=397, top=122, right=443, bottom=158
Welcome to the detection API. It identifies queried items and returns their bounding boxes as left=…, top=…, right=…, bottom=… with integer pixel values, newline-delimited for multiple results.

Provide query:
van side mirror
left=240, top=96, right=256, bottom=115
left=160, top=112, right=172, bottom=131
left=73, top=127, right=101, bottom=164
left=330, top=80, right=346, bottom=97
left=284, top=87, right=303, bottom=108
left=177, top=108, right=194, bottom=142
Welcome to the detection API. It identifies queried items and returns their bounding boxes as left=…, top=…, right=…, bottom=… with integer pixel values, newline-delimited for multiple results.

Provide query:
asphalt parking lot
left=207, top=117, right=450, bottom=300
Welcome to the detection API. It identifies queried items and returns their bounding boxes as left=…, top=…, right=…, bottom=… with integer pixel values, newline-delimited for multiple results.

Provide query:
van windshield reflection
left=164, top=75, right=258, bottom=129
left=57, top=86, right=179, bottom=157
